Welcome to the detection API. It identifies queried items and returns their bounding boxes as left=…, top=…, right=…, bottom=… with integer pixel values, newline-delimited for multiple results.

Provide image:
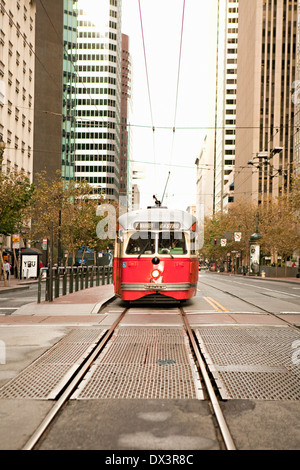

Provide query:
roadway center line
left=203, top=297, right=229, bottom=312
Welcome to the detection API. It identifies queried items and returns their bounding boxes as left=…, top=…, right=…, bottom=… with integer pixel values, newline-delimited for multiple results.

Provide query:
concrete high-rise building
left=195, top=135, right=214, bottom=220
left=131, top=183, right=140, bottom=210
left=74, top=0, right=122, bottom=201
left=0, top=0, right=36, bottom=179
left=235, top=0, right=298, bottom=204
left=119, top=33, right=131, bottom=199
left=295, top=0, right=300, bottom=175
left=33, top=0, right=63, bottom=181
left=214, top=0, right=239, bottom=213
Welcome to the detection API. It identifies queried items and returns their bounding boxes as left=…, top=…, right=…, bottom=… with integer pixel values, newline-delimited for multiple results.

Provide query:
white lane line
left=0, top=307, right=18, bottom=310
left=231, top=281, right=300, bottom=298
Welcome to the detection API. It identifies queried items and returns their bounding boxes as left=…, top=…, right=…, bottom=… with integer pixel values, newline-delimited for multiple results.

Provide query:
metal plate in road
left=196, top=326, right=300, bottom=400
left=0, top=328, right=107, bottom=399
left=72, top=328, right=204, bottom=400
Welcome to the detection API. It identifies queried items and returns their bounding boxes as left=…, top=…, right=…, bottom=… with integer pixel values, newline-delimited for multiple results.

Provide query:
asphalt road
left=196, top=271, right=300, bottom=315
left=1, top=273, right=300, bottom=317
left=0, top=283, right=42, bottom=315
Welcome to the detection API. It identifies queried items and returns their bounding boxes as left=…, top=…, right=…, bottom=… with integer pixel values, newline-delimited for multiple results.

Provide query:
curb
left=0, top=285, right=31, bottom=295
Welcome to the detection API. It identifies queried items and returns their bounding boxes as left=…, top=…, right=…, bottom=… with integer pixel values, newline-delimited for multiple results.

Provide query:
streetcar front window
left=126, top=232, right=156, bottom=255
left=158, top=231, right=187, bottom=255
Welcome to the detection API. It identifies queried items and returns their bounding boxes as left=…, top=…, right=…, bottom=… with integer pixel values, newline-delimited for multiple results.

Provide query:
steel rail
left=22, top=308, right=128, bottom=450
left=180, top=308, right=236, bottom=451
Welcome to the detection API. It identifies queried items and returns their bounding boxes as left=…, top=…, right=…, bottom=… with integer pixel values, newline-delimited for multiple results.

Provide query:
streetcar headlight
left=152, top=269, right=161, bottom=279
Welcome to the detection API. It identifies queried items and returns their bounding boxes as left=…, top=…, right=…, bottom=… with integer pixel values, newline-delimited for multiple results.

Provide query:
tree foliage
left=201, top=193, right=300, bottom=266
left=0, top=170, right=35, bottom=236
left=26, top=172, right=116, bottom=265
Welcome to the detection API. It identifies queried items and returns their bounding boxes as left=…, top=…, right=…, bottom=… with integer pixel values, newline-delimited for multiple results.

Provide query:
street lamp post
left=0, top=138, right=7, bottom=286
left=0, top=137, right=6, bottom=171
left=249, top=214, right=263, bottom=276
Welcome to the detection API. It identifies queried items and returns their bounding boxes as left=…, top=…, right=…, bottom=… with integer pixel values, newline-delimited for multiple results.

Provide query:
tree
left=259, top=195, right=300, bottom=270
left=200, top=202, right=258, bottom=269
left=290, top=173, right=300, bottom=217
left=201, top=195, right=300, bottom=274
left=27, top=172, right=115, bottom=266
left=0, top=170, right=35, bottom=285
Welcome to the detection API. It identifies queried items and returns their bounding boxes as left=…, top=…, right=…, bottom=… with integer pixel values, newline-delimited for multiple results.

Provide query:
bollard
left=85, top=267, right=89, bottom=289
left=75, top=268, right=79, bottom=291
left=69, top=268, right=73, bottom=294
left=90, top=266, right=94, bottom=287
left=54, top=268, right=59, bottom=298
left=37, top=272, right=42, bottom=303
left=80, top=267, right=84, bottom=290
left=62, top=268, right=67, bottom=296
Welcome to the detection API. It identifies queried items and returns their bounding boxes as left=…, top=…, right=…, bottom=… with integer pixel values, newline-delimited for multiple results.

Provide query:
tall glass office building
left=62, top=0, right=77, bottom=180
left=74, top=0, right=122, bottom=200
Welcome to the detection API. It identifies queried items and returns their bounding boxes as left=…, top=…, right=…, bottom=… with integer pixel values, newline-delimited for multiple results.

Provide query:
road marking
left=0, top=307, right=17, bottom=310
left=203, top=297, right=229, bottom=312
left=231, top=281, right=300, bottom=298
left=280, top=312, right=300, bottom=315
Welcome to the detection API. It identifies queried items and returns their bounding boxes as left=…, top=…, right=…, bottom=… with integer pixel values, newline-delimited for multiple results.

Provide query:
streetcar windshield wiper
left=137, top=240, right=152, bottom=258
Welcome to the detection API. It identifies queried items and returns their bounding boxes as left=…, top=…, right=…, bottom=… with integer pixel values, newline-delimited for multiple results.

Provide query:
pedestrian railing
left=37, top=265, right=113, bottom=303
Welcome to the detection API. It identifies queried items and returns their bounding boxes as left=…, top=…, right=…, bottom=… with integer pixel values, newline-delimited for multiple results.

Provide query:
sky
left=86, top=0, right=218, bottom=210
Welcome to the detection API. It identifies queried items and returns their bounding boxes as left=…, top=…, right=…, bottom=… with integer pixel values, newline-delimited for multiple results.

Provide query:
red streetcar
left=113, top=206, right=199, bottom=302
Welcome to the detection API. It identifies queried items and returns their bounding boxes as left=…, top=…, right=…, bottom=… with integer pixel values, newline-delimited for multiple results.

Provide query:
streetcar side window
left=158, top=232, right=187, bottom=255
left=126, top=232, right=156, bottom=255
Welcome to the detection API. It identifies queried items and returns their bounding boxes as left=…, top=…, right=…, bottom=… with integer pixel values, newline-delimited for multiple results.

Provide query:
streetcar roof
left=118, top=207, right=197, bottom=231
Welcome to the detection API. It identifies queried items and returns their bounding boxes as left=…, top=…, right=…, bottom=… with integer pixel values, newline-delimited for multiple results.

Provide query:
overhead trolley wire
left=165, top=0, right=186, bottom=204
left=138, top=0, right=155, bottom=130
left=173, top=0, right=186, bottom=132
left=137, top=0, right=158, bottom=193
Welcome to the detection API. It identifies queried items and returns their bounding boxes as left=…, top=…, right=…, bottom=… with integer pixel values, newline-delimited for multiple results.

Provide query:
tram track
left=21, top=304, right=236, bottom=451
left=22, top=307, right=128, bottom=450
left=179, top=307, right=236, bottom=450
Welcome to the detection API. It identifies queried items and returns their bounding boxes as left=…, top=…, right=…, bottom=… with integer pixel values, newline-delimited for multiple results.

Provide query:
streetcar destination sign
left=134, top=222, right=181, bottom=230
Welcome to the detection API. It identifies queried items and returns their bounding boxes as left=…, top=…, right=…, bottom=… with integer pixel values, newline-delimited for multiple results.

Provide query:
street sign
left=221, top=239, right=227, bottom=246
left=234, top=232, right=242, bottom=242
left=12, top=234, right=20, bottom=249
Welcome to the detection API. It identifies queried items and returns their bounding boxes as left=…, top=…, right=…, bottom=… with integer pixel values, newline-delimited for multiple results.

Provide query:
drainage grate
left=196, top=326, right=300, bottom=400
left=0, top=328, right=107, bottom=399
left=72, top=328, right=203, bottom=400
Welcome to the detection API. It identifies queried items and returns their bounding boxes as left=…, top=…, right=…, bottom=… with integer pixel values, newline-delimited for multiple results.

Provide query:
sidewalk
left=0, top=275, right=116, bottom=323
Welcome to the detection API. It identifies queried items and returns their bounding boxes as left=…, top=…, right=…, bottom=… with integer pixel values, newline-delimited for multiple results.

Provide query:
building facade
left=119, top=33, right=131, bottom=200
left=74, top=0, right=122, bottom=200
left=33, top=0, right=64, bottom=181
left=0, top=0, right=36, bottom=178
left=214, top=0, right=239, bottom=213
left=295, top=0, right=300, bottom=174
left=235, top=0, right=298, bottom=204
left=195, top=135, right=214, bottom=220
left=62, top=0, right=78, bottom=181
